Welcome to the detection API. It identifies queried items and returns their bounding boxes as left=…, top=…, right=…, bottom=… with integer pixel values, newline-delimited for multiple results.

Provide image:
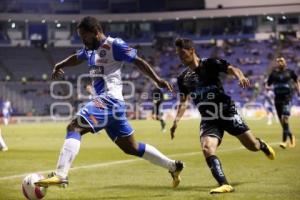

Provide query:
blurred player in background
left=170, top=38, right=275, bottom=194
left=85, top=84, right=95, bottom=100
left=267, top=57, right=300, bottom=148
left=263, top=87, right=277, bottom=125
left=35, top=16, right=184, bottom=188
left=2, top=100, right=12, bottom=126
left=152, top=87, right=166, bottom=132
left=0, top=127, right=8, bottom=151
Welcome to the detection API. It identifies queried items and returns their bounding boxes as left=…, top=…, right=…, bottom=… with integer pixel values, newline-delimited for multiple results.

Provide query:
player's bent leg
left=282, top=116, right=296, bottom=148
left=236, top=130, right=260, bottom=151
left=201, top=136, right=233, bottom=193
left=115, top=134, right=184, bottom=188
left=35, top=117, right=92, bottom=188
left=236, top=131, right=275, bottom=160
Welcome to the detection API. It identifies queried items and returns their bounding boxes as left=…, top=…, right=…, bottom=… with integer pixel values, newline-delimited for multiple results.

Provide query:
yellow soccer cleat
left=258, top=139, right=275, bottom=160
left=169, top=160, right=184, bottom=188
left=279, top=142, right=288, bottom=149
left=210, top=184, right=234, bottom=194
left=263, top=142, right=276, bottom=160
left=289, top=135, right=296, bottom=148
left=34, top=173, right=68, bottom=188
left=0, top=147, right=8, bottom=152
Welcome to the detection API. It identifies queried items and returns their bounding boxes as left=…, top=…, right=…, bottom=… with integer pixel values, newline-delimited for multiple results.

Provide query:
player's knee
left=202, top=144, right=216, bottom=157
left=66, top=120, right=85, bottom=135
left=67, top=122, right=76, bottom=132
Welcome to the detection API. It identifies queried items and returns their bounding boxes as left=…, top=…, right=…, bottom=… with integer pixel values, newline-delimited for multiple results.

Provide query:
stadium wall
left=205, top=0, right=300, bottom=9
left=1, top=4, right=299, bottom=22
left=2, top=106, right=300, bottom=124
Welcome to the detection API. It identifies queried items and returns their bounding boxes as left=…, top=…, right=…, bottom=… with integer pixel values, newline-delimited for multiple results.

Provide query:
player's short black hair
left=174, top=38, right=194, bottom=49
left=77, top=16, right=102, bottom=33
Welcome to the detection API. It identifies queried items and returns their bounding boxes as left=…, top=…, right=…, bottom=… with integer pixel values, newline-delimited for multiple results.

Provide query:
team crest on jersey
left=97, top=59, right=108, bottom=64
left=99, top=50, right=107, bottom=57
left=102, top=44, right=110, bottom=50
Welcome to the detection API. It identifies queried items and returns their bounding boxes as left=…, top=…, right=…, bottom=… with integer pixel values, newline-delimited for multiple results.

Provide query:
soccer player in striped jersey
left=35, top=16, right=184, bottom=188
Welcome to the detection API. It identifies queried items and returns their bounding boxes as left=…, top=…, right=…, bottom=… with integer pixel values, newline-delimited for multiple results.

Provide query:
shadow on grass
left=102, top=184, right=214, bottom=192
left=89, top=182, right=250, bottom=200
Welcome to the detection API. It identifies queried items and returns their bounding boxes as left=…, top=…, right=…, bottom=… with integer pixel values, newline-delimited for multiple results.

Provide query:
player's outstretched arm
left=170, top=95, right=188, bottom=140
left=227, top=65, right=251, bottom=88
left=133, top=56, right=173, bottom=92
left=52, top=54, right=83, bottom=80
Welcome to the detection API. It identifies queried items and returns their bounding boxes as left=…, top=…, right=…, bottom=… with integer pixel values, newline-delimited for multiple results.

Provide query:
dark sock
left=288, top=133, right=293, bottom=141
left=257, top=138, right=271, bottom=155
left=206, top=155, right=228, bottom=186
left=282, top=123, right=290, bottom=142
left=160, top=119, right=166, bottom=129
left=257, top=138, right=267, bottom=150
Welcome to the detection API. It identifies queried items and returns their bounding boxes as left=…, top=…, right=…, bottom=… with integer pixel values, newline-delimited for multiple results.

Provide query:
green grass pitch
left=0, top=117, right=299, bottom=200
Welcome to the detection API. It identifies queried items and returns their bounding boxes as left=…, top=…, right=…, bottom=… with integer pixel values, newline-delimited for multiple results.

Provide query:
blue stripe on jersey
left=76, top=48, right=88, bottom=61
left=94, top=79, right=105, bottom=95
left=88, top=51, right=96, bottom=66
left=112, top=38, right=137, bottom=63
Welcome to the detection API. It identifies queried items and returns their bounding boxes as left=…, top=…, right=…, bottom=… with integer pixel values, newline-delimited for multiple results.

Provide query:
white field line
left=0, top=142, right=278, bottom=181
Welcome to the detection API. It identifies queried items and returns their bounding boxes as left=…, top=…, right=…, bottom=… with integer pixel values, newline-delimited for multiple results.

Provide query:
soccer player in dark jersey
left=170, top=38, right=275, bottom=194
left=152, top=87, right=166, bottom=132
left=267, top=57, right=300, bottom=148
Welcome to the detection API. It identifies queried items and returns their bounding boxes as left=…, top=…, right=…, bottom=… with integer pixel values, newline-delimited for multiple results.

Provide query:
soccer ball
left=22, top=173, right=47, bottom=200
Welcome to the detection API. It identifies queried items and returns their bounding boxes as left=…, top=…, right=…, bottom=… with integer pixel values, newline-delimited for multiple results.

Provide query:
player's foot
left=210, top=184, right=234, bottom=194
left=0, top=146, right=8, bottom=152
left=279, top=142, right=288, bottom=149
left=259, top=139, right=275, bottom=160
left=34, top=172, right=68, bottom=188
left=169, top=160, right=184, bottom=188
left=289, top=135, right=296, bottom=148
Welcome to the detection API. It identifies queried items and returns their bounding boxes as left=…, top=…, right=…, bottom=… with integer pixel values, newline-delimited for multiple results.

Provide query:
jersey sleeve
left=112, top=38, right=137, bottom=63
left=204, top=58, right=230, bottom=73
left=290, top=70, right=298, bottom=82
left=76, top=48, right=88, bottom=61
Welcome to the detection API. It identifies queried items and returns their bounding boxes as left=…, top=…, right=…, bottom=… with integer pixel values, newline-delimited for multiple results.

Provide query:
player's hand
left=51, top=66, right=64, bottom=80
left=157, top=79, right=174, bottom=92
left=170, top=121, right=177, bottom=140
left=238, top=77, right=251, bottom=88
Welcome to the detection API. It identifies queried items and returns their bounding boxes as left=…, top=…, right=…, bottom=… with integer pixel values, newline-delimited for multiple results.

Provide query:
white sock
left=56, top=138, right=81, bottom=178
left=267, top=114, right=272, bottom=125
left=142, top=144, right=176, bottom=172
left=0, top=131, right=7, bottom=149
left=3, top=118, right=8, bottom=126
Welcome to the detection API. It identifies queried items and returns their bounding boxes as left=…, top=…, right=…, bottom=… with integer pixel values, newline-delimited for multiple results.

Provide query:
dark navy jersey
left=267, top=68, right=298, bottom=102
left=177, top=58, right=234, bottom=117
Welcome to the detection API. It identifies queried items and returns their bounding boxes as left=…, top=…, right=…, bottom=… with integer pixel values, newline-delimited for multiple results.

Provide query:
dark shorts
left=275, top=101, right=291, bottom=118
left=200, top=111, right=249, bottom=144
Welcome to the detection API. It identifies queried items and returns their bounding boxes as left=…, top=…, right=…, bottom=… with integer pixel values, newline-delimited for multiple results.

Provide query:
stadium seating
left=0, top=39, right=299, bottom=115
